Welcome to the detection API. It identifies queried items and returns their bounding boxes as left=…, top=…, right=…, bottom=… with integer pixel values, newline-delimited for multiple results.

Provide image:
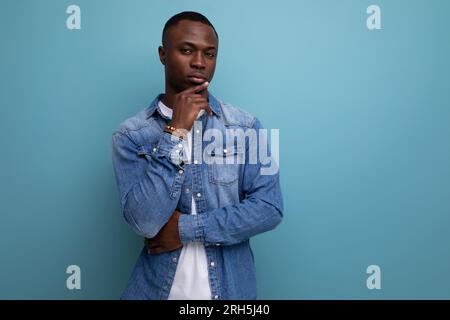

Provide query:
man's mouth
left=187, top=73, right=207, bottom=84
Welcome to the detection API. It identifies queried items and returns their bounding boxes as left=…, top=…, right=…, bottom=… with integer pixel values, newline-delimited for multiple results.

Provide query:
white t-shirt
left=157, top=100, right=212, bottom=300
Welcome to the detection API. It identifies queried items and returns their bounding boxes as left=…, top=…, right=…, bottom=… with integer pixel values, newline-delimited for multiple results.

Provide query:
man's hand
left=169, top=81, right=213, bottom=132
left=145, top=210, right=183, bottom=255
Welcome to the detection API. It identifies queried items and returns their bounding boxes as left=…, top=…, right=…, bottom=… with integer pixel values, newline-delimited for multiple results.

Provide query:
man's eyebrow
left=180, top=41, right=216, bottom=50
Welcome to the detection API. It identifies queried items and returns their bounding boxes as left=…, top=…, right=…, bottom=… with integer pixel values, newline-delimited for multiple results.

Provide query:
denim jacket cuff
left=154, top=132, right=186, bottom=167
left=178, top=213, right=205, bottom=244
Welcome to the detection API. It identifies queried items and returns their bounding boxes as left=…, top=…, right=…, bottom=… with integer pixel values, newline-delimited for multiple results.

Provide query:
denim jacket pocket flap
left=206, top=150, right=243, bottom=185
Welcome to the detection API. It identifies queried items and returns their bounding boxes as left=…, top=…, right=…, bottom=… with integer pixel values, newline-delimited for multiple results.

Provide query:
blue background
left=1, top=0, right=449, bottom=299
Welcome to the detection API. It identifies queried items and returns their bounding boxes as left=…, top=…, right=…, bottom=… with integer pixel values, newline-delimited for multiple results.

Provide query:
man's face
left=159, top=20, right=218, bottom=93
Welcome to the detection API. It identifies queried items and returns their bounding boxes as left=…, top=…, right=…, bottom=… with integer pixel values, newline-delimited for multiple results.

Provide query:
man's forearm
left=112, top=130, right=187, bottom=238
left=178, top=117, right=284, bottom=246
left=178, top=175, right=283, bottom=246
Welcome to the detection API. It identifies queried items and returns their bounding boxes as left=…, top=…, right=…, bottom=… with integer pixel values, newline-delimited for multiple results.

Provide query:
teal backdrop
left=1, top=0, right=449, bottom=299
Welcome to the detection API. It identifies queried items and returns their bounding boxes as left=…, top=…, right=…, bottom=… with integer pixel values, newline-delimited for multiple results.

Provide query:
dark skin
left=146, top=20, right=219, bottom=255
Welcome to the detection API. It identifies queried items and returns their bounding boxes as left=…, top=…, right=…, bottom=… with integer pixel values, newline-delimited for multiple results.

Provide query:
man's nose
left=191, top=52, right=205, bottom=69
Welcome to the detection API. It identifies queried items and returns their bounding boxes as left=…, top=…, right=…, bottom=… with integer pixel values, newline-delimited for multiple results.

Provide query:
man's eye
left=206, top=52, right=216, bottom=58
left=181, top=48, right=192, bottom=54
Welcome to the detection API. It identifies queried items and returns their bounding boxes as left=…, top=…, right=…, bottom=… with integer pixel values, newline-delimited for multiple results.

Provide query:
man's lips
left=187, top=74, right=207, bottom=84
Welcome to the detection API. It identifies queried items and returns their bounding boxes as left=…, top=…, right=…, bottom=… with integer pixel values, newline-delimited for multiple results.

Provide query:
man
left=112, top=11, right=283, bottom=300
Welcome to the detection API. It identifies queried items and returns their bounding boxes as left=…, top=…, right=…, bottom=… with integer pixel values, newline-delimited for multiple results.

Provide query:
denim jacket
left=111, top=92, right=283, bottom=300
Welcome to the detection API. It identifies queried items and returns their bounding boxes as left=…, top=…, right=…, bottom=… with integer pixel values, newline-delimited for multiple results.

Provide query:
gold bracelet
left=165, top=125, right=177, bottom=132
left=164, top=125, right=186, bottom=140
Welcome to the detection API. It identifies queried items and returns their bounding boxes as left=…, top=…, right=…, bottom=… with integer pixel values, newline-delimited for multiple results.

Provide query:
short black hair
left=162, top=11, right=218, bottom=47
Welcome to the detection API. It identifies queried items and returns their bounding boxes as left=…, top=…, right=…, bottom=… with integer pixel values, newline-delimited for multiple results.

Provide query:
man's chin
left=184, top=81, right=209, bottom=93
left=173, top=80, right=209, bottom=93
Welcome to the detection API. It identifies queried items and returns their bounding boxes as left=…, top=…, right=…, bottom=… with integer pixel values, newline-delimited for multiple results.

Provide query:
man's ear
left=158, top=46, right=166, bottom=65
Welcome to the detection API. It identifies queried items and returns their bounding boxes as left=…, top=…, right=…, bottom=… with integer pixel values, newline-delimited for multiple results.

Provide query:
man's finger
left=183, top=81, right=209, bottom=94
left=145, top=238, right=159, bottom=247
left=190, top=97, right=208, bottom=104
left=149, top=246, right=163, bottom=255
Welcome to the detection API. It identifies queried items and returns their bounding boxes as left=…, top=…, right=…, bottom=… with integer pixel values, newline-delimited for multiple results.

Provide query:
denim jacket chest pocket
left=205, top=149, right=244, bottom=186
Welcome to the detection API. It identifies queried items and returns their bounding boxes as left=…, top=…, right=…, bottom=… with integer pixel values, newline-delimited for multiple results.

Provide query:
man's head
left=159, top=11, right=219, bottom=94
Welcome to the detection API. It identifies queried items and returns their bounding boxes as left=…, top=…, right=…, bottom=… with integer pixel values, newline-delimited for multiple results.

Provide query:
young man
left=112, top=11, right=283, bottom=300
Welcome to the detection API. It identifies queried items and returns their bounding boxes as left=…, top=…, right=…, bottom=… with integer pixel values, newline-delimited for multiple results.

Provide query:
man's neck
left=161, top=91, right=175, bottom=109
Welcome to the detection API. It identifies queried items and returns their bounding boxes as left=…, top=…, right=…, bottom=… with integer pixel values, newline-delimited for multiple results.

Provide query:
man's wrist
left=154, top=131, right=186, bottom=167
left=164, top=125, right=188, bottom=140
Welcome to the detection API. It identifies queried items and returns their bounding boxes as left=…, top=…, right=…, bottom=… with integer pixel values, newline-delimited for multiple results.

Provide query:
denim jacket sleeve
left=112, top=130, right=186, bottom=238
left=178, top=118, right=284, bottom=246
